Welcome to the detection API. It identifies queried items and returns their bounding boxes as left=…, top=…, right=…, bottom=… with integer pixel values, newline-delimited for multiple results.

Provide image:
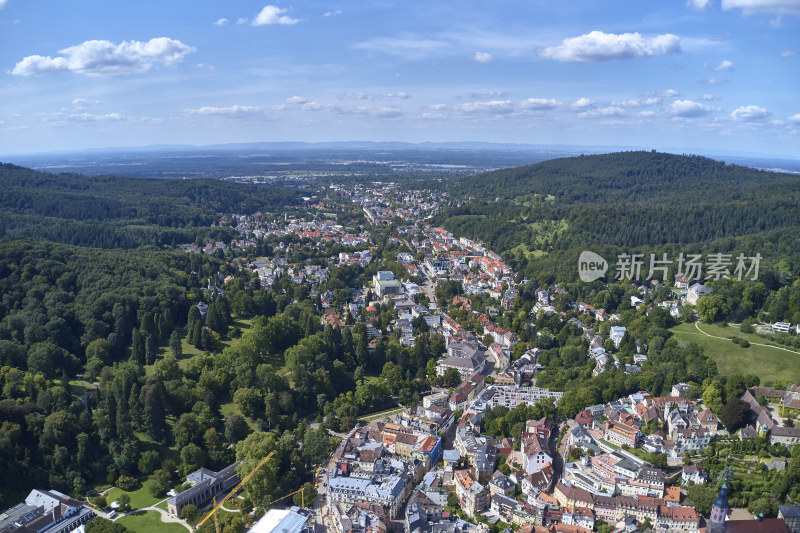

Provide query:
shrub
left=116, top=475, right=139, bottom=492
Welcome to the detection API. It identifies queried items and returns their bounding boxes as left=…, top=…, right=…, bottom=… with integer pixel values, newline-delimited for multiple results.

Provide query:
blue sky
left=1, top=0, right=799, bottom=157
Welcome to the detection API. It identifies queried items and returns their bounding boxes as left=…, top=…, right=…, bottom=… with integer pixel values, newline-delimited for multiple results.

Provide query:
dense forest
left=0, top=163, right=307, bottom=248
left=436, top=152, right=800, bottom=284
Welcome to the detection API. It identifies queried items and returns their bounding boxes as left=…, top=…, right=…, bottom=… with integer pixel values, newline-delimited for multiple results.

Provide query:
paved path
left=692, top=322, right=800, bottom=355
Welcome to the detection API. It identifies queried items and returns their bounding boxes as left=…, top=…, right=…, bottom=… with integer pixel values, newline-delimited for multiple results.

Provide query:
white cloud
left=571, top=98, right=595, bottom=109
left=42, top=111, right=124, bottom=123
left=382, top=92, right=410, bottom=99
left=788, top=113, right=800, bottom=124
left=701, top=94, right=718, bottom=100
left=703, top=77, right=730, bottom=84
left=611, top=97, right=662, bottom=107
left=285, top=96, right=307, bottom=104
left=353, top=35, right=448, bottom=59
left=781, top=48, right=797, bottom=57
left=12, top=37, right=196, bottom=77
left=0, top=0, right=8, bottom=9
left=539, top=31, right=681, bottom=63
left=252, top=5, right=299, bottom=26
left=455, top=100, right=514, bottom=114
left=722, top=0, right=800, bottom=15
left=302, top=101, right=324, bottom=111
left=579, top=106, right=625, bottom=118
left=470, top=91, right=504, bottom=98
left=712, top=59, right=734, bottom=70
left=648, top=89, right=681, bottom=98
left=187, top=105, right=264, bottom=118
left=338, top=92, right=368, bottom=100
left=519, top=98, right=561, bottom=110
left=323, top=9, right=342, bottom=17
left=667, top=99, right=713, bottom=117
left=639, top=110, right=656, bottom=117
left=71, top=98, right=100, bottom=107
left=214, top=18, right=229, bottom=26
left=731, top=105, right=770, bottom=121
left=237, top=18, right=249, bottom=24
left=333, top=105, right=402, bottom=118
left=687, top=0, right=711, bottom=9
left=473, top=51, right=492, bottom=63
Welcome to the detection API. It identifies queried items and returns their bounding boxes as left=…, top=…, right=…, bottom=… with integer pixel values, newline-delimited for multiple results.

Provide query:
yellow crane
left=266, top=486, right=307, bottom=509
left=196, top=451, right=275, bottom=532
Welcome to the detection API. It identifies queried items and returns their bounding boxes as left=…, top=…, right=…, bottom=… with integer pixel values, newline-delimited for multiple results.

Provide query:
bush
left=740, top=339, right=750, bottom=348
left=116, top=475, right=139, bottom=492
left=740, top=319, right=755, bottom=334
left=93, top=495, right=107, bottom=509
left=180, top=504, right=201, bottom=524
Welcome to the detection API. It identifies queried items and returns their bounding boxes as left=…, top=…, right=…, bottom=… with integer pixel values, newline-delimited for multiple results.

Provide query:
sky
left=1, top=0, right=799, bottom=157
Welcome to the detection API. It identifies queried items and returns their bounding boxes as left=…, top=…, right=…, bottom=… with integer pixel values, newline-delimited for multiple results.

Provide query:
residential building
left=454, top=470, right=489, bottom=518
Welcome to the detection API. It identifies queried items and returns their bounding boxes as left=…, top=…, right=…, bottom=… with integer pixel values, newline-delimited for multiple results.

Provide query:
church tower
left=709, top=483, right=730, bottom=532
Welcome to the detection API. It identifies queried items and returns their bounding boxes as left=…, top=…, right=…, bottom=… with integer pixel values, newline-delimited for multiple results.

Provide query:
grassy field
left=106, top=479, right=160, bottom=511
left=360, top=405, right=404, bottom=422
left=117, top=510, right=188, bottom=533
left=671, top=322, right=800, bottom=385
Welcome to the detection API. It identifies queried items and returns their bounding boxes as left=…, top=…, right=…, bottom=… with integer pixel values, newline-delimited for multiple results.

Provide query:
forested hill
left=436, top=151, right=800, bottom=279
left=451, top=151, right=800, bottom=205
left=0, top=163, right=308, bottom=248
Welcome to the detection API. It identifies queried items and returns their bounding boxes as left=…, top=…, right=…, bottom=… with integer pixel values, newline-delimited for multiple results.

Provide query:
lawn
left=106, top=479, right=160, bottom=511
left=671, top=322, right=800, bottom=385
left=360, top=405, right=405, bottom=422
left=117, top=510, right=189, bottom=533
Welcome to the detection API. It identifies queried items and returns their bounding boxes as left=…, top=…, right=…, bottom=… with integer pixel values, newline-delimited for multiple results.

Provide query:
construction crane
left=266, top=486, right=307, bottom=509
left=196, top=451, right=275, bottom=531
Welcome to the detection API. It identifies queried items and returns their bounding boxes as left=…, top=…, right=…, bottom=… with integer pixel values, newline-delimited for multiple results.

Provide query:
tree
left=443, top=367, right=461, bottom=388
left=702, top=381, right=725, bottom=414
left=169, top=330, right=183, bottom=358
left=138, top=450, right=161, bottom=476
left=697, top=294, right=730, bottom=324
left=235, top=431, right=280, bottom=505
left=173, top=413, right=202, bottom=448
left=225, top=414, right=249, bottom=443
left=685, top=483, right=716, bottom=515
left=130, top=328, right=145, bottom=365
left=302, top=426, right=331, bottom=464
left=145, top=335, right=157, bottom=365
left=293, top=482, right=316, bottom=507
left=181, top=443, right=208, bottom=473
left=180, top=504, right=201, bottom=524
left=719, top=398, right=749, bottom=432
left=116, top=493, right=131, bottom=512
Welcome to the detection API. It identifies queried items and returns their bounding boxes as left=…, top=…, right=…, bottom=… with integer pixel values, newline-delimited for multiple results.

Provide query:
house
left=609, top=326, right=627, bottom=349
left=454, top=470, right=489, bottom=518
left=695, top=409, right=720, bottom=432
left=604, top=421, right=641, bottom=448
left=489, top=471, right=515, bottom=497
left=773, top=322, right=793, bottom=334
left=674, top=276, right=690, bottom=289
left=682, top=465, right=709, bottom=484
left=656, top=505, right=700, bottom=531
left=687, top=283, right=712, bottom=305
left=520, top=432, right=553, bottom=475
